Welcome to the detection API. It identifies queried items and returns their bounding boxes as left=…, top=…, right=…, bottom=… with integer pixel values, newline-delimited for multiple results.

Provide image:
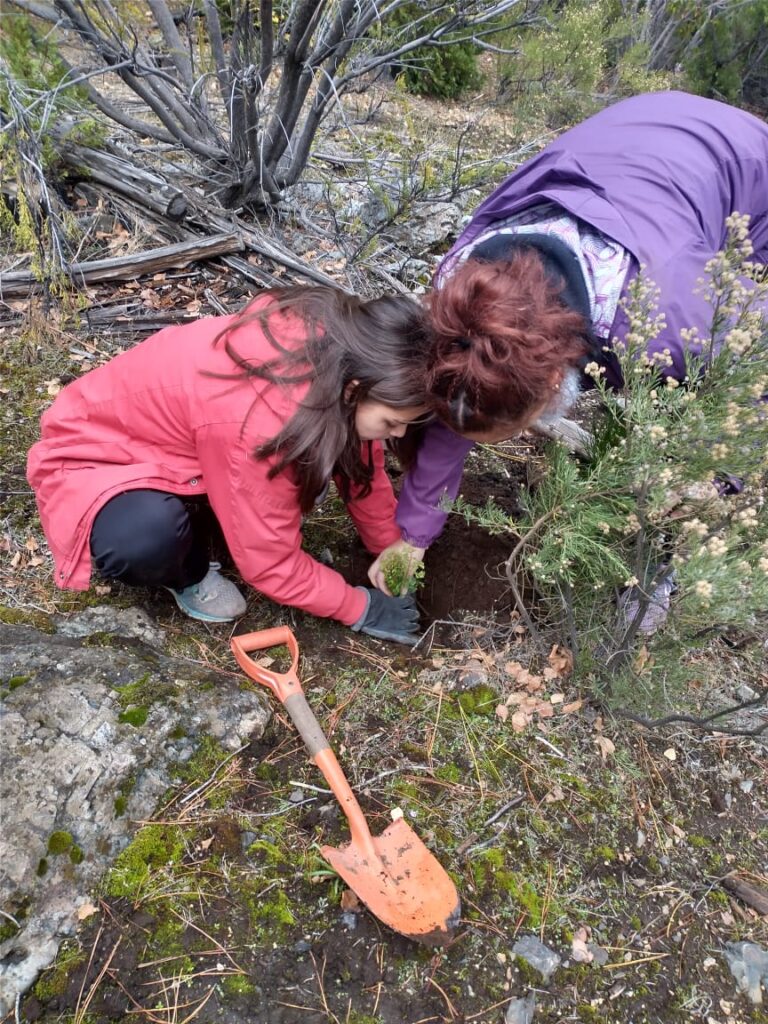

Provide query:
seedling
left=381, top=550, right=425, bottom=596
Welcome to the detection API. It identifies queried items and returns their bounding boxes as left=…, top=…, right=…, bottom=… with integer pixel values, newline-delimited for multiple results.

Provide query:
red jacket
left=27, top=309, right=401, bottom=625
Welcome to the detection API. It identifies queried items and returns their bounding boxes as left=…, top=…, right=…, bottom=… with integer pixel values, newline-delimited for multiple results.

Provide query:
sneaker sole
left=165, top=588, right=242, bottom=623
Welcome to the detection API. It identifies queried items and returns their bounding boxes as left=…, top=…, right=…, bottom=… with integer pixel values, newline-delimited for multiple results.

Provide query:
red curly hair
left=427, top=253, right=590, bottom=431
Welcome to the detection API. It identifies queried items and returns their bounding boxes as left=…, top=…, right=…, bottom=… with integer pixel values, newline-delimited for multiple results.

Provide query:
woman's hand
left=368, top=539, right=427, bottom=596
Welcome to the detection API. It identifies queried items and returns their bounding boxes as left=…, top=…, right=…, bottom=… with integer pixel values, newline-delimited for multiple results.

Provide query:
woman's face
left=459, top=396, right=553, bottom=443
left=457, top=366, right=581, bottom=443
left=355, top=400, right=429, bottom=442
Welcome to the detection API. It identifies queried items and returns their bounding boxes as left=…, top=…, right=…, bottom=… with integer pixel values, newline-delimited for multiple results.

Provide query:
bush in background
left=667, top=0, right=768, bottom=112
left=493, top=0, right=673, bottom=127
left=388, top=3, right=484, bottom=99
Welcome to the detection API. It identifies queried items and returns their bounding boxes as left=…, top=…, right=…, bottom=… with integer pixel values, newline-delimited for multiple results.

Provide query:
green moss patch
left=105, top=824, right=185, bottom=899
left=47, top=830, right=74, bottom=855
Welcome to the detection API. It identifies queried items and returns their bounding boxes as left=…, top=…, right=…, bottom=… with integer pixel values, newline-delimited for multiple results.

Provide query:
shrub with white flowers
left=458, top=214, right=768, bottom=714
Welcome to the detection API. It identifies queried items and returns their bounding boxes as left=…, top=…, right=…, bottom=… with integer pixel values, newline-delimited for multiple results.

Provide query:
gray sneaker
left=167, top=563, right=246, bottom=623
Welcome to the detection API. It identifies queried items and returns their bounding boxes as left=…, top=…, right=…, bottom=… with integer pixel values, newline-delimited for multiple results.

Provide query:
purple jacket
left=398, top=91, right=768, bottom=547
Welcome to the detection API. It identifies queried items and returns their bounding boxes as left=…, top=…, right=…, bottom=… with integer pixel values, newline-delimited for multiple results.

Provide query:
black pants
left=90, top=490, right=224, bottom=590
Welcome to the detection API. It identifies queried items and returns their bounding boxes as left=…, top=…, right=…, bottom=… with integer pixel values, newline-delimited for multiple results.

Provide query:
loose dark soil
left=329, top=463, right=526, bottom=624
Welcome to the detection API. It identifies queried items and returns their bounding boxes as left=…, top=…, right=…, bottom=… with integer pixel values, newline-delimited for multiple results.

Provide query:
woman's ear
left=549, top=366, right=565, bottom=392
left=343, top=379, right=360, bottom=404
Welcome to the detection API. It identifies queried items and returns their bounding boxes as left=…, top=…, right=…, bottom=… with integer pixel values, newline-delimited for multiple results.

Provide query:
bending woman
left=28, top=287, right=430, bottom=644
left=370, top=90, right=768, bottom=589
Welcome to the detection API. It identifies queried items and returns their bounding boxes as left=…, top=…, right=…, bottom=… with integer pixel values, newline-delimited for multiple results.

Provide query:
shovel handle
left=231, top=628, right=301, bottom=702
left=231, top=628, right=378, bottom=859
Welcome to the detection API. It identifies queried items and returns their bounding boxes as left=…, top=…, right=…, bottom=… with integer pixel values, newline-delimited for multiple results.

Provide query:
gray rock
left=0, top=619, right=271, bottom=1016
left=587, top=943, right=609, bottom=966
left=506, top=993, right=536, bottom=1024
left=512, top=935, right=561, bottom=982
left=53, top=604, right=166, bottom=647
left=736, top=683, right=758, bottom=701
left=723, top=941, right=768, bottom=1005
left=391, top=201, right=462, bottom=253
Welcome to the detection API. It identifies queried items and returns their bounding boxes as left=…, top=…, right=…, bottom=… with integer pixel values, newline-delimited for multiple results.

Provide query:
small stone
left=288, top=788, right=305, bottom=803
left=722, top=941, right=768, bottom=1005
left=588, top=943, right=609, bottom=965
left=505, top=993, right=535, bottom=1024
left=511, top=935, right=561, bottom=981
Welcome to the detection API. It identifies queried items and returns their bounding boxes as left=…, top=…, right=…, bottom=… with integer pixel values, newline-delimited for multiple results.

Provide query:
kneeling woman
left=27, top=287, right=429, bottom=644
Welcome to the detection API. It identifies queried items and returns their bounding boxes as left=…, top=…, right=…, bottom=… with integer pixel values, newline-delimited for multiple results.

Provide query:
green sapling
left=380, top=550, right=425, bottom=596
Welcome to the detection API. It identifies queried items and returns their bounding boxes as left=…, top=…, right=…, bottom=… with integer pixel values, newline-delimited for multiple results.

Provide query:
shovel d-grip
left=231, top=627, right=460, bottom=947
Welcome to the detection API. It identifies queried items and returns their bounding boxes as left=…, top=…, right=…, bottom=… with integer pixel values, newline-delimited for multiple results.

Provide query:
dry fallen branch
left=720, top=871, right=768, bottom=916
left=612, top=687, right=768, bottom=736
left=0, top=234, right=244, bottom=296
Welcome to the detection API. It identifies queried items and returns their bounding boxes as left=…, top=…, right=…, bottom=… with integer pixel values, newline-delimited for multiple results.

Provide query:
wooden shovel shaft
left=282, top=692, right=379, bottom=862
left=230, top=631, right=379, bottom=862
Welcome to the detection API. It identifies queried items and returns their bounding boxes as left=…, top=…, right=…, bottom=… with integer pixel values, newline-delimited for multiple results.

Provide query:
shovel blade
left=321, top=818, right=460, bottom=947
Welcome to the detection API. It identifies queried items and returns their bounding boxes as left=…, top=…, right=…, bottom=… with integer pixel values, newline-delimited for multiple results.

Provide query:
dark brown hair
left=427, top=253, right=590, bottom=431
left=214, top=286, right=430, bottom=512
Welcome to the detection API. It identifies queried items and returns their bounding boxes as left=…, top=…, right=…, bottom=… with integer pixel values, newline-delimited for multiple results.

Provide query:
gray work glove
left=350, top=587, right=420, bottom=645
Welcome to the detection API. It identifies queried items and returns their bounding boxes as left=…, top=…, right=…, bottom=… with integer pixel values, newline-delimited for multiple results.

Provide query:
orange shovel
left=231, top=627, right=461, bottom=947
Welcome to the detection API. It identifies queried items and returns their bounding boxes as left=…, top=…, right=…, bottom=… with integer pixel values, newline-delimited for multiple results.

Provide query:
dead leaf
left=633, top=644, right=651, bottom=672
left=561, top=700, right=584, bottom=714
left=571, top=926, right=594, bottom=963
left=548, top=644, right=574, bottom=677
left=76, top=902, right=99, bottom=921
left=504, top=660, right=524, bottom=680
left=495, top=704, right=509, bottom=722
left=510, top=711, right=530, bottom=733
left=10, top=551, right=21, bottom=568
left=544, top=784, right=565, bottom=803
left=199, top=836, right=214, bottom=851
left=340, top=889, right=361, bottom=912
left=594, top=735, right=616, bottom=761
left=24, top=537, right=39, bottom=552
left=537, top=703, right=555, bottom=719
left=523, top=673, right=544, bottom=693
left=549, top=693, right=565, bottom=705
left=663, top=748, right=677, bottom=761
